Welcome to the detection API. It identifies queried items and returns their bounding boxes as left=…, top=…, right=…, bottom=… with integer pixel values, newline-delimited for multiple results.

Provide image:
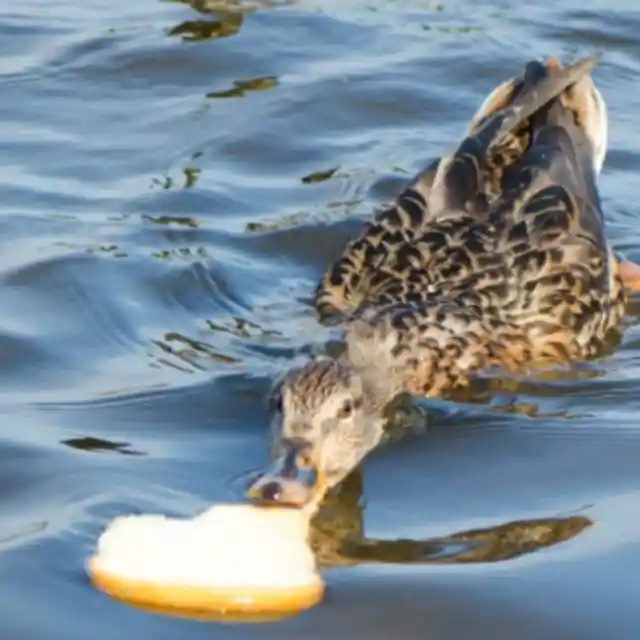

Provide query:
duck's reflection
left=308, top=471, right=592, bottom=568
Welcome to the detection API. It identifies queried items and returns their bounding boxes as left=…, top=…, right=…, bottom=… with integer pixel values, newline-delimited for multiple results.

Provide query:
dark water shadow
left=61, top=437, right=146, bottom=457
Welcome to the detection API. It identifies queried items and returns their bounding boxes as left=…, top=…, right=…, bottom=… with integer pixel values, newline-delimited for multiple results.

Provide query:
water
left=1, top=0, right=640, bottom=638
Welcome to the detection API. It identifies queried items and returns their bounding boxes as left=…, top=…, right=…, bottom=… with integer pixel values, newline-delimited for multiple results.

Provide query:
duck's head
left=246, top=357, right=387, bottom=510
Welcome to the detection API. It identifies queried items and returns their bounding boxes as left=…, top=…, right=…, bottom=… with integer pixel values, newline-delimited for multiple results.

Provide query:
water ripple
left=1, top=0, right=640, bottom=638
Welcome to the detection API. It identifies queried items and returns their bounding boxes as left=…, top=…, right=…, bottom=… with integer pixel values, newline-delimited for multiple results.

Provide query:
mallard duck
left=247, top=54, right=640, bottom=509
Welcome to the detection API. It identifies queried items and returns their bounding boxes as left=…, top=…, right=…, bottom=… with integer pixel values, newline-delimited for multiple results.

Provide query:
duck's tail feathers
left=429, top=54, right=602, bottom=213
left=483, top=54, right=600, bottom=155
left=470, top=55, right=607, bottom=175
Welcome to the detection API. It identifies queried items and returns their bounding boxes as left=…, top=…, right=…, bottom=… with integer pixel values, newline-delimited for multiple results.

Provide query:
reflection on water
left=167, top=13, right=244, bottom=41
left=345, top=515, right=592, bottom=565
left=206, top=76, right=279, bottom=99
left=301, top=167, right=340, bottom=185
left=61, top=437, right=146, bottom=456
left=2, top=0, right=640, bottom=638
left=309, top=471, right=593, bottom=568
left=167, top=0, right=299, bottom=42
left=153, top=330, right=242, bottom=367
left=170, top=0, right=296, bottom=14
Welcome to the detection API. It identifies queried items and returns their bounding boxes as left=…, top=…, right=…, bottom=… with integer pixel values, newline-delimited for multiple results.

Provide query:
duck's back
left=315, top=55, right=626, bottom=372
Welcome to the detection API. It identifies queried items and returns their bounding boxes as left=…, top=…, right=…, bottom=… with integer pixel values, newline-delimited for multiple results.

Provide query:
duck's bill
left=245, top=440, right=326, bottom=509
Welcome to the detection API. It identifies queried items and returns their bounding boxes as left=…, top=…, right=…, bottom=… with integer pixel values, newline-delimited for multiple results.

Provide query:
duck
left=247, top=53, right=640, bottom=510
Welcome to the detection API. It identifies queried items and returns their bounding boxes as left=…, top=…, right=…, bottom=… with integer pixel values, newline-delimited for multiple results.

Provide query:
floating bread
left=86, top=503, right=324, bottom=621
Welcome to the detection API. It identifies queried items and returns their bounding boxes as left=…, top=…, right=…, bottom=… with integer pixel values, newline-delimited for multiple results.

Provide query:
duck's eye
left=337, top=399, right=355, bottom=420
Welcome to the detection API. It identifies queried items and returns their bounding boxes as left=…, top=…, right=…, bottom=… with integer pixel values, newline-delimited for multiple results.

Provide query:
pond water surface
left=2, top=1, right=640, bottom=639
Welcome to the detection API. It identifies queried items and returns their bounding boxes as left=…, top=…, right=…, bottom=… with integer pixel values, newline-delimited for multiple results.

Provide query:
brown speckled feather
left=315, top=54, right=625, bottom=398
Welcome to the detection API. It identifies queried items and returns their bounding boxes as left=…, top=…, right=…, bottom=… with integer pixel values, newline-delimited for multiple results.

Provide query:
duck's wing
left=483, top=55, right=626, bottom=356
left=344, top=56, right=627, bottom=398
left=315, top=55, right=602, bottom=322
left=314, top=157, right=441, bottom=322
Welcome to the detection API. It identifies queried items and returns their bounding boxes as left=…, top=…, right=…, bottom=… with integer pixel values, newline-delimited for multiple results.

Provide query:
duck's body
left=315, top=55, right=625, bottom=396
left=248, top=54, right=638, bottom=509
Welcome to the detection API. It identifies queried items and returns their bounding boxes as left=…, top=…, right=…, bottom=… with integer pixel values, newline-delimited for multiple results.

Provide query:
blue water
left=1, top=1, right=640, bottom=638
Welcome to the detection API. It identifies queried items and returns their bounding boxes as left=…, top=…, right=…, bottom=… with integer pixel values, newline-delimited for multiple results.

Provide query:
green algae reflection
left=207, top=76, right=278, bottom=99
left=168, top=0, right=296, bottom=14
left=167, top=12, right=243, bottom=41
